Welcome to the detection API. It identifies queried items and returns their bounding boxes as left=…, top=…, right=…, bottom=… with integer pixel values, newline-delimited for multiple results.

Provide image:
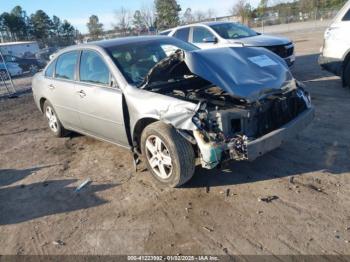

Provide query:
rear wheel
left=43, top=101, right=67, bottom=137
left=344, top=61, right=350, bottom=88
left=141, top=121, right=195, bottom=187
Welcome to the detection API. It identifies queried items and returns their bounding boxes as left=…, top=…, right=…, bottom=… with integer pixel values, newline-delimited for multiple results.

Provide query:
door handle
left=78, top=90, right=86, bottom=97
left=48, top=84, right=55, bottom=90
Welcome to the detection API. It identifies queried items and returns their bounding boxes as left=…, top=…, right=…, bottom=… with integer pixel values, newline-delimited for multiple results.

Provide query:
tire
left=141, top=121, right=195, bottom=187
left=43, top=100, right=67, bottom=137
left=344, top=61, right=350, bottom=88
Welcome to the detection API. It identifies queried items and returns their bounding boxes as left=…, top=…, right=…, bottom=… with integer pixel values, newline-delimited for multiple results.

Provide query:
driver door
left=76, top=50, right=129, bottom=147
left=190, top=26, right=218, bottom=49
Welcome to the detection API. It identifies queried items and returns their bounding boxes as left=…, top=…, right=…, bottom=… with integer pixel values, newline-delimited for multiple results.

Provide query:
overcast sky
left=1, top=0, right=265, bottom=33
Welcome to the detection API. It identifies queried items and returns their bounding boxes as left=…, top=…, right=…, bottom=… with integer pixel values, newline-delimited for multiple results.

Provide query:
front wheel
left=141, top=121, right=195, bottom=187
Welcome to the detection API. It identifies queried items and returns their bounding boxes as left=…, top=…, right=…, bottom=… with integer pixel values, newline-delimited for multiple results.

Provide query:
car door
left=76, top=49, right=129, bottom=146
left=190, top=26, right=218, bottom=49
left=48, top=51, right=81, bottom=130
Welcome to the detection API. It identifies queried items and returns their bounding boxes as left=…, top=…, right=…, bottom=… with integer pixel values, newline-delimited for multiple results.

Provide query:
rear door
left=48, top=51, right=81, bottom=129
left=76, top=50, right=129, bottom=146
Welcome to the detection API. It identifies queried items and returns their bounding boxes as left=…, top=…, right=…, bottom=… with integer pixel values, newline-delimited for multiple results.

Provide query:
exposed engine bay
left=139, top=48, right=313, bottom=169
left=145, top=74, right=311, bottom=169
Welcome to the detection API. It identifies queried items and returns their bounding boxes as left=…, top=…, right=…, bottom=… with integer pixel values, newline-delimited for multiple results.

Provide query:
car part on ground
left=319, top=1, right=350, bottom=87
left=162, top=22, right=295, bottom=67
left=32, top=36, right=314, bottom=187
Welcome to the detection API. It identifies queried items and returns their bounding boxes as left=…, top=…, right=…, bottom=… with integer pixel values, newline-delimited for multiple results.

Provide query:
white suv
left=319, top=1, right=350, bottom=87
left=162, top=22, right=295, bottom=67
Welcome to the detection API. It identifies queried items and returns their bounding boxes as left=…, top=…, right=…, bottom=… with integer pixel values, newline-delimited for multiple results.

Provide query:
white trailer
left=0, top=41, right=40, bottom=58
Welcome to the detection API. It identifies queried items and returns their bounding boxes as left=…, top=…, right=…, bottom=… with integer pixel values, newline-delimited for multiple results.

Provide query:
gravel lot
left=1, top=29, right=350, bottom=255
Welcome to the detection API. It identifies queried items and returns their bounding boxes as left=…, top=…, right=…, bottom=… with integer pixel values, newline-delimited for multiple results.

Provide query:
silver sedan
left=32, top=36, right=314, bottom=187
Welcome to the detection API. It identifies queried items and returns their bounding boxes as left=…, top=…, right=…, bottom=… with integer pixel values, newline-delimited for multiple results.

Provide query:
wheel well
left=133, top=118, right=158, bottom=152
left=39, top=98, right=47, bottom=112
left=344, top=52, right=350, bottom=70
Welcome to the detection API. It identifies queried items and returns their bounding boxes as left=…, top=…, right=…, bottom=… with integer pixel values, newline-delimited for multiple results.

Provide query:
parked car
left=161, top=22, right=295, bottom=67
left=35, top=47, right=59, bottom=63
left=0, top=62, right=23, bottom=78
left=3, top=54, right=45, bottom=74
left=319, top=1, right=350, bottom=87
left=32, top=36, right=314, bottom=187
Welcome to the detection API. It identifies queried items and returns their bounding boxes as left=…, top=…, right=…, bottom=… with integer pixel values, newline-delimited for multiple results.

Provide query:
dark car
left=3, top=54, right=45, bottom=74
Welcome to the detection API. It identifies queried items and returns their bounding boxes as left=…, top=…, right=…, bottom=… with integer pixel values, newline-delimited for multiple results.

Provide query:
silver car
left=162, top=22, right=295, bottom=67
left=32, top=36, right=314, bottom=187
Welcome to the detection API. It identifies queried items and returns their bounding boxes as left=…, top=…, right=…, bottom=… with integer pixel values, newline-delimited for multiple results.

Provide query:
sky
left=0, top=0, right=263, bottom=33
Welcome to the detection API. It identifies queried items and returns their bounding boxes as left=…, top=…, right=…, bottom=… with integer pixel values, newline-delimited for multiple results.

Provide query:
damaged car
left=32, top=36, right=314, bottom=187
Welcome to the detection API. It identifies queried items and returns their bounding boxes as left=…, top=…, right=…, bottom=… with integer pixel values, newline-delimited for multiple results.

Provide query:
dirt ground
left=1, top=28, right=350, bottom=256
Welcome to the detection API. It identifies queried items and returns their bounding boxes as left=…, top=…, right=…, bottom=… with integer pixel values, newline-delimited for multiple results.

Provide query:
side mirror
left=203, top=36, right=218, bottom=44
left=110, top=75, right=119, bottom=88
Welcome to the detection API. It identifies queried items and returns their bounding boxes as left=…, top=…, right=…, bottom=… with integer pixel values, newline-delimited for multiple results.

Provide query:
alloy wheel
left=145, top=135, right=173, bottom=179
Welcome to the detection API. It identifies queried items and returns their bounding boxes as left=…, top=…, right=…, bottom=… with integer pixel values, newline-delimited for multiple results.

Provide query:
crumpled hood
left=226, top=34, right=291, bottom=47
left=143, top=47, right=296, bottom=102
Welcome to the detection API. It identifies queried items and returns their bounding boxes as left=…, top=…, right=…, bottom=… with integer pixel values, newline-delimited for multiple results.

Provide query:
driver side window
left=192, top=27, right=214, bottom=43
left=79, top=50, right=110, bottom=86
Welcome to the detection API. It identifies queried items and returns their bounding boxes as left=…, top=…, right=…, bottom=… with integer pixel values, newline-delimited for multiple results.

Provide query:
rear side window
left=79, top=50, right=110, bottom=85
left=55, top=51, right=78, bottom=80
left=343, top=8, right=350, bottom=21
left=174, top=28, right=190, bottom=42
left=192, top=27, right=214, bottom=43
left=45, top=61, right=55, bottom=77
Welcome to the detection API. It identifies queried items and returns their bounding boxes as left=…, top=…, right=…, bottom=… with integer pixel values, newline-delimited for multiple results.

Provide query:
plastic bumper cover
left=246, top=107, right=315, bottom=161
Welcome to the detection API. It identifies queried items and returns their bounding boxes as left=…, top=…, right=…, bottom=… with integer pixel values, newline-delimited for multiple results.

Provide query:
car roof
left=88, top=35, right=172, bottom=48
left=168, top=21, right=236, bottom=31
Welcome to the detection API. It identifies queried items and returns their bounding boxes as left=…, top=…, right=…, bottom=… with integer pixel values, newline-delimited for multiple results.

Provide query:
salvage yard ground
left=0, top=28, right=350, bottom=255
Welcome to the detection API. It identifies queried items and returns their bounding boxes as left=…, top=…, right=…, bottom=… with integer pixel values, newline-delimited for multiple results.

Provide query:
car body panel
left=319, top=1, right=350, bottom=76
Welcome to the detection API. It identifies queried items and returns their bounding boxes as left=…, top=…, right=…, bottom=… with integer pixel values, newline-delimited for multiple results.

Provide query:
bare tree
left=114, top=7, right=131, bottom=36
left=193, top=10, right=206, bottom=22
left=207, top=8, right=216, bottom=20
left=140, top=5, right=155, bottom=30
left=182, top=8, right=194, bottom=24
left=230, top=0, right=252, bottom=24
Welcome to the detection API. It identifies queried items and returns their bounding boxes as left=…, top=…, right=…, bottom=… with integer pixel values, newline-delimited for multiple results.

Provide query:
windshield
left=210, top=23, right=258, bottom=39
left=106, top=38, right=198, bottom=86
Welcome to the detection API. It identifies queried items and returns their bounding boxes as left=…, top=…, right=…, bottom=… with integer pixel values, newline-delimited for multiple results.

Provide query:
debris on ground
left=74, top=178, right=91, bottom=192
left=206, top=186, right=210, bottom=193
left=202, top=226, right=214, bottom=232
left=52, top=240, right=65, bottom=246
left=226, top=189, right=230, bottom=197
left=258, top=196, right=279, bottom=203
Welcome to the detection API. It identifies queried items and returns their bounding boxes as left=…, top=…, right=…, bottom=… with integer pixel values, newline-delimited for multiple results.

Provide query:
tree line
left=0, top=6, right=79, bottom=47
left=1, top=0, right=348, bottom=45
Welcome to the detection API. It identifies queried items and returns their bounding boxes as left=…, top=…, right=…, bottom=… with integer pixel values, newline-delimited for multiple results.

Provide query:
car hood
left=226, top=34, right=291, bottom=47
left=142, top=47, right=295, bottom=102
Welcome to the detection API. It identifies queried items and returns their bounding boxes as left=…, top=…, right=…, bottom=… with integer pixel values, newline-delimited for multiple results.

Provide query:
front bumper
left=284, top=54, right=295, bottom=67
left=246, top=107, right=315, bottom=161
left=318, top=55, right=343, bottom=76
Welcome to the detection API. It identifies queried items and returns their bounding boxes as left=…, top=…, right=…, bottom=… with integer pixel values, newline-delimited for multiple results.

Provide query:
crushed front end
left=140, top=47, right=315, bottom=169
left=189, top=85, right=314, bottom=169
